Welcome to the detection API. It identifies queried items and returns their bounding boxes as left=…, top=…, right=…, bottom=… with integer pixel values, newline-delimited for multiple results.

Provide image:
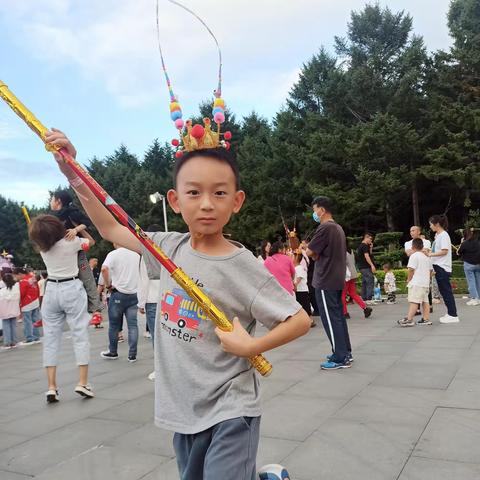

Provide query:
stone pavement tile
left=90, top=363, right=152, bottom=385
left=0, top=471, right=32, bottom=479
left=345, top=353, right=401, bottom=374
left=260, top=394, right=342, bottom=441
left=355, top=340, right=416, bottom=356
left=266, top=359, right=322, bottom=383
left=413, top=407, right=480, bottom=463
left=353, top=385, right=444, bottom=409
left=0, top=376, right=35, bottom=389
left=0, top=432, right=29, bottom=452
left=259, top=378, right=302, bottom=403
left=257, top=436, right=301, bottom=467
left=93, top=393, right=154, bottom=424
left=398, top=347, right=465, bottom=366
left=106, top=423, right=175, bottom=457
left=415, top=334, right=474, bottom=349
left=140, top=458, right=180, bottom=480
left=372, top=362, right=458, bottom=389
left=427, top=323, right=480, bottom=336
left=0, top=418, right=140, bottom=476
left=34, top=445, right=170, bottom=480
left=283, top=418, right=410, bottom=480
left=95, top=375, right=155, bottom=401
left=0, top=390, right=34, bottom=405
left=0, top=396, right=125, bottom=437
left=398, top=456, right=480, bottom=480
left=379, top=327, right=429, bottom=342
left=287, top=369, right=375, bottom=399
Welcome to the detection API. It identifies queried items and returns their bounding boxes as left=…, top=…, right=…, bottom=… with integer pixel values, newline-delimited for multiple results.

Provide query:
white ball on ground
left=258, top=464, right=291, bottom=479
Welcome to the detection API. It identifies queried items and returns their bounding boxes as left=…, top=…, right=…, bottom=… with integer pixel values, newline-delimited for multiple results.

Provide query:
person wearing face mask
left=307, top=196, right=352, bottom=370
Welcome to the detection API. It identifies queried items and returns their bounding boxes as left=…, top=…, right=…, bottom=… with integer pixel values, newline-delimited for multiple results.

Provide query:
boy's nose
left=200, top=197, right=214, bottom=211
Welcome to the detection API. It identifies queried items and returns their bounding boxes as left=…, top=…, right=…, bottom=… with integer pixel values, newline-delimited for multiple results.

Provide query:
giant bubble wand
left=0, top=80, right=272, bottom=376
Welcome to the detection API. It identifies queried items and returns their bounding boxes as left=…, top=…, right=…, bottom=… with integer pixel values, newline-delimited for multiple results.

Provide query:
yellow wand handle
left=172, top=269, right=272, bottom=376
left=21, top=206, right=31, bottom=225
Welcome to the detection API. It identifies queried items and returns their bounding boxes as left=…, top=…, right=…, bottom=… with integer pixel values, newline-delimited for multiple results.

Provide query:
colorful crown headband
left=156, top=0, right=232, bottom=159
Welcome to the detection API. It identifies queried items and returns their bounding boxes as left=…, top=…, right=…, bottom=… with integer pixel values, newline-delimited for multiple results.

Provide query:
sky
left=0, top=0, right=453, bottom=207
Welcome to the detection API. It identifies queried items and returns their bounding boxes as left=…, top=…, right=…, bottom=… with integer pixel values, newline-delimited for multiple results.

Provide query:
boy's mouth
left=198, top=217, right=216, bottom=223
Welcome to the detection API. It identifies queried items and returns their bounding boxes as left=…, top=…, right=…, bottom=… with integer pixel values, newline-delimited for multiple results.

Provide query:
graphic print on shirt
left=160, top=287, right=207, bottom=343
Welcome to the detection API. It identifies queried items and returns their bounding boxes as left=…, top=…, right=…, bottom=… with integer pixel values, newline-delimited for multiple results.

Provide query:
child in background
left=29, top=214, right=96, bottom=403
left=50, top=190, right=103, bottom=326
left=15, top=267, right=41, bottom=346
left=383, top=263, right=397, bottom=304
left=293, top=253, right=313, bottom=324
left=398, top=238, right=432, bottom=327
left=0, top=272, right=20, bottom=349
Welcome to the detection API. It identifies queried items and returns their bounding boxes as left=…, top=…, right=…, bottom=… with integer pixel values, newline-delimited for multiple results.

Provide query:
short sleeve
left=250, top=277, right=302, bottom=330
left=438, top=233, right=450, bottom=251
left=308, top=228, right=326, bottom=255
left=404, top=241, right=410, bottom=252
left=407, top=254, right=418, bottom=270
left=295, top=266, right=307, bottom=280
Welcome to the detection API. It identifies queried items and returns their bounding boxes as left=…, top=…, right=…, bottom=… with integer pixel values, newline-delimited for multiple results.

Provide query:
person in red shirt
left=15, top=267, right=41, bottom=345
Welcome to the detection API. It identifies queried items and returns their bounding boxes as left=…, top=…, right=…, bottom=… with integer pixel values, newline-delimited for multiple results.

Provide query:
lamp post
left=149, top=192, right=168, bottom=232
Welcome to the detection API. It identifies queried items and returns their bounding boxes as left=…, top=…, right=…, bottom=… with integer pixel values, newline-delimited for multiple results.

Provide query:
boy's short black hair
left=412, top=238, right=424, bottom=250
left=174, top=148, right=240, bottom=190
left=311, top=196, right=333, bottom=212
left=52, top=190, right=73, bottom=207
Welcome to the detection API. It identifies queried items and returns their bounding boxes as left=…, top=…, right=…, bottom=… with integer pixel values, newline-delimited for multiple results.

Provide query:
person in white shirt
left=398, top=238, right=433, bottom=327
left=404, top=226, right=432, bottom=256
left=293, top=253, right=312, bottom=318
left=429, top=215, right=459, bottom=324
left=28, top=214, right=95, bottom=403
left=100, top=244, right=140, bottom=362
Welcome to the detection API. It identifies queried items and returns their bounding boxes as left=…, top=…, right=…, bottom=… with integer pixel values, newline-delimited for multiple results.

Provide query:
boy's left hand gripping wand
left=0, top=80, right=272, bottom=377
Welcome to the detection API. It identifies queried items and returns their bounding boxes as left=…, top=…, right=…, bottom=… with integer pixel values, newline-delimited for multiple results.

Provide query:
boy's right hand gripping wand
left=0, top=80, right=272, bottom=377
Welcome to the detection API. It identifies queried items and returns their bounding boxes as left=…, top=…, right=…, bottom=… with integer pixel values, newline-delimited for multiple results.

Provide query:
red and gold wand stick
left=0, top=80, right=272, bottom=376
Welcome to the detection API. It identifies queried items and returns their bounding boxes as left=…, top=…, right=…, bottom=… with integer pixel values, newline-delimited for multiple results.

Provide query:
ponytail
left=429, top=214, right=449, bottom=230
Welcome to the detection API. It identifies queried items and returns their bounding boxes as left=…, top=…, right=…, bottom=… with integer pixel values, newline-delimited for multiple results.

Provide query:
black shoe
left=101, top=351, right=119, bottom=360
left=417, top=318, right=432, bottom=326
left=363, top=307, right=372, bottom=318
left=46, top=389, right=59, bottom=403
left=345, top=312, right=351, bottom=319
left=128, top=355, right=137, bottom=363
left=430, top=307, right=433, bottom=313
left=415, top=310, right=422, bottom=316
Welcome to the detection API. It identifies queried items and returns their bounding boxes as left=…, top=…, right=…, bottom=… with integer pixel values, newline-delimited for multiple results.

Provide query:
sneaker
left=148, top=371, right=156, bottom=381
left=415, top=310, right=422, bottom=316
left=417, top=318, right=432, bottom=326
left=31, top=339, right=42, bottom=345
left=75, top=384, right=95, bottom=398
left=397, top=318, right=415, bottom=327
left=18, top=340, right=35, bottom=346
left=326, top=354, right=354, bottom=363
left=143, top=331, right=152, bottom=339
left=386, top=300, right=396, bottom=305
left=46, top=389, right=59, bottom=403
left=321, top=360, right=352, bottom=370
left=33, top=319, right=43, bottom=328
left=365, top=300, right=375, bottom=306
left=466, top=299, right=480, bottom=306
left=128, top=355, right=137, bottom=363
left=439, top=315, right=460, bottom=324
left=344, top=312, right=351, bottom=319
left=89, top=312, right=102, bottom=326
left=363, top=307, right=372, bottom=318
left=101, top=351, right=119, bottom=360
left=94, top=324, right=104, bottom=329
left=310, top=320, right=317, bottom=327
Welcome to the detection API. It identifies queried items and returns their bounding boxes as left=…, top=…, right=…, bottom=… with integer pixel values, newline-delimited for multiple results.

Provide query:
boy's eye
left=215, top=191, right=227, bottom=196
left=187, top=190, right=200, bottom=196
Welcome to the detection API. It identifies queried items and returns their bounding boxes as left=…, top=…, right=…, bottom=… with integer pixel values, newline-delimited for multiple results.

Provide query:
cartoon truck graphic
left=161, top=288, right=206, bottom=330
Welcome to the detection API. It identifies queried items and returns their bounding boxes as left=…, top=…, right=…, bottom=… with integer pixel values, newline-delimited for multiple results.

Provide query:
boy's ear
left=232, top=190, right=246, bottom=214
left=166, top=189, right=180, bottom=214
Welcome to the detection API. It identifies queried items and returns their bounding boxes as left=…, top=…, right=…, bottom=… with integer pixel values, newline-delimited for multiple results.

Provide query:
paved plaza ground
left=1, top=298, right=480, bottom=479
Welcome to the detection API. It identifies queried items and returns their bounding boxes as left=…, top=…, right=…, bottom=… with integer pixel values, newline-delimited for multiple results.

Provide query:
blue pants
left=315, top=288, right=351, bottom=363
left=2, top=318, right=17, bottom=345
left=145, top=302, right=157, bottom=349
left=464, top=262, right=480, bottom=299
left=433, top=265, right=457, bottom=317
left=360, top=268, right=374, bottom=300
left=173, top=416, right=260, bottom=480
left=108, top=291, right=138, bottom=357
left=22, top=308, right=40, bottom=342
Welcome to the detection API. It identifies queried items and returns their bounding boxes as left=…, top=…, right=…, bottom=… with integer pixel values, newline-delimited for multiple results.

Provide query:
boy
left=383, top=263, right=396, bottom=304
left=46, top=128, right=311, bottom=480
left=398, top=238, right=432, bottom=327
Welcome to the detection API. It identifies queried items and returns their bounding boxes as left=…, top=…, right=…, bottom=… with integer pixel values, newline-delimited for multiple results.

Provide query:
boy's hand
left=215, top=318, right=256, bottom=358
left=65, top=228, right=77, bottom=241
left=44, top=128, right=78, bottom=179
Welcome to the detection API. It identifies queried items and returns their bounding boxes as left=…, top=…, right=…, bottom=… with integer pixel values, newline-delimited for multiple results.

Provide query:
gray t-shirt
left=142, top=232, right=301, bottom=434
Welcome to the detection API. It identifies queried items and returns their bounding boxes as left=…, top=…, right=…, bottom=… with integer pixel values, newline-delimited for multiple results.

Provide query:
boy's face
left=167, top=156, right=245, bottom=236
